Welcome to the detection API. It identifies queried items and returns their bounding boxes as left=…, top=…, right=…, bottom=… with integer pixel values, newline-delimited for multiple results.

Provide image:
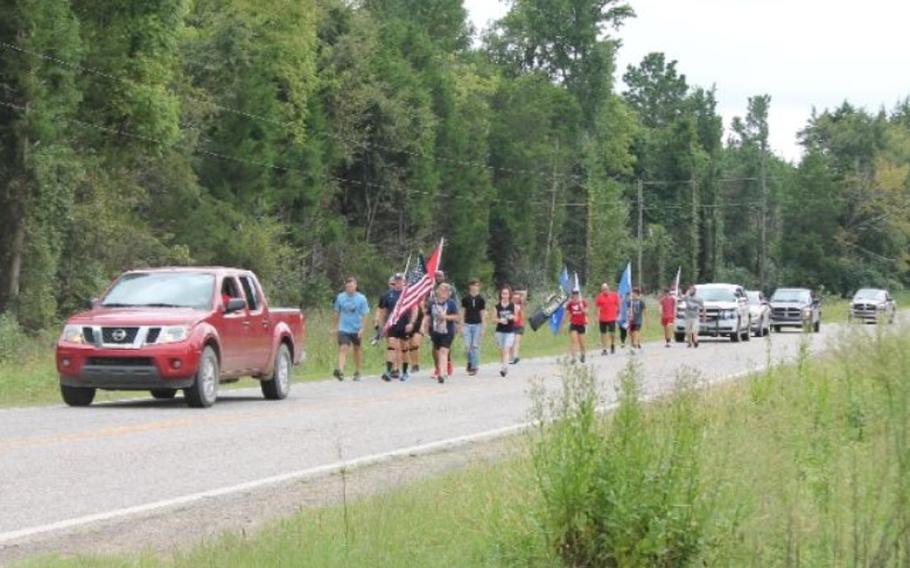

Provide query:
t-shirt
left=462, top=294, right=486, bottom=325
left=379, top=289, right=408, bottom=327
left=494, top=302, right=516, bottom=333
left=334, top=292, right=370, bottom=334
left=684, top=295, right=704, bottom=319
left=626, top=298, right=646, bottom=327
left=431, top=298, right=459, bottom=336
left=659, top=295, right=677, bottom=320
left=567, top=300, right=588, bottom=326
left=595, top=292, right=620, bottom=322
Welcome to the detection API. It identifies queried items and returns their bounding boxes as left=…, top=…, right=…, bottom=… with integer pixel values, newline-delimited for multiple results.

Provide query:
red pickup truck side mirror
left=225, top=297, right=247, bottom=314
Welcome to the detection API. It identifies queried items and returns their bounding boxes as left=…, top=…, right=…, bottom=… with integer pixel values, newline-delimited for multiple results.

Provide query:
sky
left=464, top=0, right=910, bottom=162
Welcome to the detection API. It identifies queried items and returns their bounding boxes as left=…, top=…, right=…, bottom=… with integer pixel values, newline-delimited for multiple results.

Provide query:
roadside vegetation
left=19, top=323, right=910, bottom=567
left=0, top=292, right=876, bottom=407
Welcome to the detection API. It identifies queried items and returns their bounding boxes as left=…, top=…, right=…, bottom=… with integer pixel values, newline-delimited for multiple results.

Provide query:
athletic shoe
left=500, top=367, right=507, bottom=377
left=665, top=343, right=671, bottom=348
left=400, top=372, right=410, bottom=382
left=412, top=365, right=420, bottom=373
left=570, top=357, right=576, bottom=365
left=695, top=342, right=700, bottom=348
left=611, top=345, right=616, bottom=354
left=353, top=372, right=362, bottom=382
left=333, top=369, right=344, bottom=381
left=381, top=372, right=392, bottom=382
left=468, top=368, right=477, bottom=376
left=438, top=375, right=446, bottom=384
left=511, top=357, right=521, bottom=365
left=580, top=354, right=586, bottom=363
left=601, top=349, right=608, bottom=356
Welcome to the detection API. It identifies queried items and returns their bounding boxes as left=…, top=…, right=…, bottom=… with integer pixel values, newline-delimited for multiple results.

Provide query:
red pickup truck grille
left=101, top=327, right=139, bottom=344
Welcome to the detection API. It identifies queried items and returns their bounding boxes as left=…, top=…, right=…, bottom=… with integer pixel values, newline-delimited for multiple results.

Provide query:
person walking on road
left=461, top=280, right=486, bottom=376
left=626, top=287, right=646, bottom=351
left=565, top=289, right=589, bottom=363
left=659, top=288, right=677, bottom=348
left=429, top=283, right=459, bottom=384
left=595, top=283, right=620, bottom=355
left=683, top=285, right=705, bottom=348
left=492, top=286, right=517, bottom=377
left=510, top=290, right=526, bottom=364
left=333, top=277, right=370, bottom=381
left=376, top=274, right=417, bottom=382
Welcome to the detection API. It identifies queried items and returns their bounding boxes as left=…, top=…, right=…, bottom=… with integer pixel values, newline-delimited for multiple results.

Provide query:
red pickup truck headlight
left=156, top=326, right=190, bottom=345
left=60, top=325, right=87, bottom=345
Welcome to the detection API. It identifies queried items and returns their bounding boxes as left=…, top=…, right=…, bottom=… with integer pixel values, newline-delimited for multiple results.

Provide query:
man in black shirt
left=461, top=279, right=486, bottom=376
left=375, top=273, right=415, bottom=381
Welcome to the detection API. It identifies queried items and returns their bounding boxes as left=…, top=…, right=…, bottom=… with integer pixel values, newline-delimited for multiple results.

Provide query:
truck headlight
left=802, top=307, right=812, bottom=319
left=157, top=326, right=190, bottom=344
left=61, top=325, right=86, bottom=344
left=722, top=309, right=736, bottom=320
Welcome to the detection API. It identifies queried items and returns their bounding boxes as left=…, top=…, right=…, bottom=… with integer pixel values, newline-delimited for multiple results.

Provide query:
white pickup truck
left=674, top=283, right=752, bottom=343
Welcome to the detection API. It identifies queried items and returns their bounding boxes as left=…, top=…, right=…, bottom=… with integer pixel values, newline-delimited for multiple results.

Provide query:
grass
left=0, top=291, right=892, bottom=407
left=17, top=318, right=910, bottom=567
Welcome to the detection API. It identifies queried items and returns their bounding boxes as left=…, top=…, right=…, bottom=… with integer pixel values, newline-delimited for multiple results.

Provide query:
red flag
left=383, top=240, right=444, bottom=334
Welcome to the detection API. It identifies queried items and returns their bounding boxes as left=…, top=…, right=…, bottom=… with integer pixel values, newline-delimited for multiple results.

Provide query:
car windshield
left=697, top=287, right=737, bottom=302
left=772, top=289, right=811, bottom=303
left=746, top=291, right=762, bottom=304
left=102, top=272, right=215, bottom=309
left=853, top=289, right=884, bottom=301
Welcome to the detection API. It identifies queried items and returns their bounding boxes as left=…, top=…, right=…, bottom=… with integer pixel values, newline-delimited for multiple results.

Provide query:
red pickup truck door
left=238, top=274, right=271, bottom=372
left=219, top=275, right=248, bottom=376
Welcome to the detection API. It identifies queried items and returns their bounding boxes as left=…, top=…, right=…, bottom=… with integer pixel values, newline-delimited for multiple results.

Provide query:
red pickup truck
left=56, top=267, right=305, bottom=408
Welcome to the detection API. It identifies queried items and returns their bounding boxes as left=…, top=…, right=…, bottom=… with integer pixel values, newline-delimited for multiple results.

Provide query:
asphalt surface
left=0, top=320, right=884, bottom=553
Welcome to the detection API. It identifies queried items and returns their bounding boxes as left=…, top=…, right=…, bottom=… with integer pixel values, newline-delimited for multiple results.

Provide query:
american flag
left=384, top=240, right=444, bottom=334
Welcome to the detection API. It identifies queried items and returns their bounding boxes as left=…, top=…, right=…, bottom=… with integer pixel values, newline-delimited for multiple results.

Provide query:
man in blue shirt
left=333, top=277, right=370, bottom=381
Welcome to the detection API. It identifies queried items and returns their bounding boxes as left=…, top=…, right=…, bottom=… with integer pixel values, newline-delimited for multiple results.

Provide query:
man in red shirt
left=564, top=290, right=589, bottom=363
left=595, top=283, right=620, bottom=355
left=659, top=288, right=677, bottom=348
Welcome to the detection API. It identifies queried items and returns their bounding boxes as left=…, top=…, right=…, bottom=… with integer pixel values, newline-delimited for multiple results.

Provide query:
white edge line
left=0, top=361, right=769, bottom=545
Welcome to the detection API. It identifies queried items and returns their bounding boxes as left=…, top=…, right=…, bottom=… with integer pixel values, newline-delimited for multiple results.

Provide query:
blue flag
left=549, top=267, right=571, bottom=334
left=617, top=262, right=632, bottom=327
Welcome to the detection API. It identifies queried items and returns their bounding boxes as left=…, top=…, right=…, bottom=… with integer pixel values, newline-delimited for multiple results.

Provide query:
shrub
left=530, top=362, right=708, bottom=567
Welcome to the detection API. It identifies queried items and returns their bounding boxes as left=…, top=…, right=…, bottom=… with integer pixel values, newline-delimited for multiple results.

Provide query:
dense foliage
left=2, top=0, right=909, bottom=330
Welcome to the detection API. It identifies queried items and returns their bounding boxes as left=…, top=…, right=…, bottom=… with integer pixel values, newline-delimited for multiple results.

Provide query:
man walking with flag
left=382, top=241, right=445, bottom=381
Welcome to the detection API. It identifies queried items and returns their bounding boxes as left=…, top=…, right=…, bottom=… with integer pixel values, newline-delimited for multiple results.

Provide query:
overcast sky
left=464, top=0, right=910, bottom=162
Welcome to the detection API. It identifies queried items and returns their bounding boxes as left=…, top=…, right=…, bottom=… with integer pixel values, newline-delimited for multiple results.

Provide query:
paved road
left=0, top=321, right=876, bottom=548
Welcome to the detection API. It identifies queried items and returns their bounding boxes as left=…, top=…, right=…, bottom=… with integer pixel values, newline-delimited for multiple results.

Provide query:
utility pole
left=759, top=150, right=768, bottom=290
left=637, top=178, right=643, bottom=289
left=691, top=176, right=699, bottom=284
left=544, top=142, right=559, bottom=274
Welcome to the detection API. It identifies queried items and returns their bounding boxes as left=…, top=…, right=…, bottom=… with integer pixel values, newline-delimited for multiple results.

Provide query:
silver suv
left=770, top=288, right=820, bottom=332
left=674, top=284, right=751, bottom=343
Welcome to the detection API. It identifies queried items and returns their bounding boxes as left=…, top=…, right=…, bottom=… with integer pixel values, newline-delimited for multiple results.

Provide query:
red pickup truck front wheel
left=185, top=347, right=219, bottom=408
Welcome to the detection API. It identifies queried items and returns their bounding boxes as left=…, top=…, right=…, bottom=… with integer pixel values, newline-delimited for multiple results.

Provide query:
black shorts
left=569, top=324, right=586, bottom=335
left=431, top=332, right=454, bottom=349
left=599, top=321, right=617, bottom=334
left=629, top=323, right=641, bottom=332
left=338, top=332, right=362, bottom=347
left=388, top=326, right=409, bottom=340
left=513, top=325, right=525, bottom=336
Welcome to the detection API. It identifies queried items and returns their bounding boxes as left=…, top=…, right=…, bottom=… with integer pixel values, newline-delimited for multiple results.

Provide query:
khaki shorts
left=685, top=317, right=700, bottom=334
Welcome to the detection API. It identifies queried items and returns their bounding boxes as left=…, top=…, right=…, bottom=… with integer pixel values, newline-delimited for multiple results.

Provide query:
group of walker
left=332, top=271, right=707, bottom=384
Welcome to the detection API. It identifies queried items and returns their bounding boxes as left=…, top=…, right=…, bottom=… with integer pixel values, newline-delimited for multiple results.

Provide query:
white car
left=849, top=288, right=896, bottom=324
left=674, top=283, right=752, bottom=343
left=746, top=290, right=771, bottom=337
